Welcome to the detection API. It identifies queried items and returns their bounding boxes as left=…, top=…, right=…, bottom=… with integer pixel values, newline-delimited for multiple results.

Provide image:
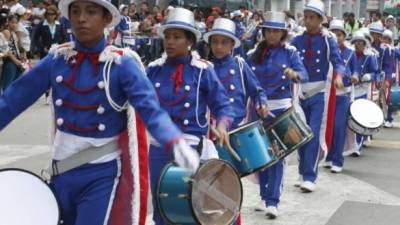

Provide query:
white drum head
left=350, top=99, right=384, bottom=129
left=0, top=169, right=59, bottom=225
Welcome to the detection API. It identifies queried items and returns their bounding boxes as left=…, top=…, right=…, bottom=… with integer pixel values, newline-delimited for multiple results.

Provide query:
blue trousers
left=326, top=95, right=350, bottom=167
left=387, top=106, right=394, bottom=123
left=149, top=145, right=170, bottom=225
left=50, top=160, right=119, bottom=225
left=299, top=93, right=325, bottom=182
left=258, top=108, right=286, bottom=207
left=355, top=94, right=368, bottom=150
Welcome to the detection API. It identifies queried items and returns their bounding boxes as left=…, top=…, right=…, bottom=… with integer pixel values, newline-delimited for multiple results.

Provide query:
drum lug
left=178, top=194, right=189, bottom=199
left=271, top=140, right=284, bottom=158
left=159, top=193, right=169, bottom=198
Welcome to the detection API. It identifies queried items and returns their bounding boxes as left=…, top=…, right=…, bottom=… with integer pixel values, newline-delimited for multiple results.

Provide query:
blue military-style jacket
left=146, top=52, right=234, bottom=137
left=211, top=55, right=267, bottom=126
left=0, top=38, right=181, bottom=145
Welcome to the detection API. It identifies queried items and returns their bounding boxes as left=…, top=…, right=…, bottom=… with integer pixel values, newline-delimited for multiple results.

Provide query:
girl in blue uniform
left=350, top=30, right=379, bottom=155
left=324, top=19, right=358, bottom=172
left=247, top=11, right=308, bottom=219
left=146, top=8, right=234, bottom=225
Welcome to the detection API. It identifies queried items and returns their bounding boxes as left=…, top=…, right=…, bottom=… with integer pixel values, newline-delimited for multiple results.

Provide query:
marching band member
left=204, top=18, right=268, bottom=224
left=0, top=1, right=200, bottom=225
left=349, top=30, right=379, bottom=155
left=381, top=29, right=397, bottom=128
left=291, top=0, right=345, bottom=192
left=204, top=18, right=268, bottom=128
left=146, top=8, right=234, bottom=225
left=109, top=4, right=130, bottom=47
left=324, top=19, right=357, bottom=172
left=247, top=11, right=308, bottom=218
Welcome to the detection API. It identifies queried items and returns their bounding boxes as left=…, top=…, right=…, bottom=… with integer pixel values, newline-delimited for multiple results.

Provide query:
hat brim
left=158, top=24, right=202, bottom=42
left=59, top=0, right=121, bottom=28
left=351, top=37, right=368, bottom=45
left=329, top=27, right=347, bottom=37
left=203, top=31, right=241, bottom=48
left=259, top=25, right=288, bottom=30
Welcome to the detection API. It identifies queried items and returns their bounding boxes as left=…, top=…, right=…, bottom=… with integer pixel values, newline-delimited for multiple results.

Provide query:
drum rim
left=349, top=99, right=384, bottom=129
left=0, top=168, right=61, bottom=225
left=264, top=107, right=295, bottom=130
left=191, top=159, right=243, bottom=225
left=347, top=116, right=379, bottom=135
left=228, top=120, right=264, bottom=135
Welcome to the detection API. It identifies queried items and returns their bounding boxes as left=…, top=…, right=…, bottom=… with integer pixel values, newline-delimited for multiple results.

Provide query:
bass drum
left=348, top=99, right=384, bottom=135
left=0, top=168, right=60, bottom=225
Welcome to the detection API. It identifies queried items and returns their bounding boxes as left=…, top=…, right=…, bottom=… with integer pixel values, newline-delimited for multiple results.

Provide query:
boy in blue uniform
left=0, top=1, right=199, bottom=225
left=247, top=11, right=308, bottom=218
left=324, top=19, right=358, bottom=172
left=291, top=0, right=345, bottom=192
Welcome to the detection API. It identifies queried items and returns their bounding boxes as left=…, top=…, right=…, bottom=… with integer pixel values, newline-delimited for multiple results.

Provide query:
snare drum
left=390, top=85, right=400, bottom=111
left=157, top=159, right=242, bottom=225
left=348, top=99, right=384, bottom=135
left=0, top=169, right=60, bottom=225
left=216, top=121, right=277, bottom=177
left=264, top=107, right=314, bottom=159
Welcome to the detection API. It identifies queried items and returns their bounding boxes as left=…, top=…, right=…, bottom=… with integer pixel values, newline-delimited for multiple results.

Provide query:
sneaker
left=294, top=176, right=302, bottom=187
left=351, top=150, right=361, bottom=157
left=322, top=161, right=332, bottom=169
left=265, top=206, right=278, bottom=219
left=254, top=200, right=266, bottom=212
left=300, top=181, right=316, bottom=193
left=384, top=121, right=393, bottom=128
left=331, top=165, right=343, bottom=173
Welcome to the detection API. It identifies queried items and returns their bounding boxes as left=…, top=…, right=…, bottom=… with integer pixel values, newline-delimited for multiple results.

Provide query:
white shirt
left=10, top=3, right=23, bottom=15
left=16, top=22, right=31, bottom=52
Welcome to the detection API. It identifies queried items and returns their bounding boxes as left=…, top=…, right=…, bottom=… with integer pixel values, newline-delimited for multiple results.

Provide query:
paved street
left=1, top=97, right=400, bottom=225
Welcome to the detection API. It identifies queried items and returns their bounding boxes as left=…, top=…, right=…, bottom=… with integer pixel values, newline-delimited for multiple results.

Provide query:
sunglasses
left=47, top=12, right=56, bottom=16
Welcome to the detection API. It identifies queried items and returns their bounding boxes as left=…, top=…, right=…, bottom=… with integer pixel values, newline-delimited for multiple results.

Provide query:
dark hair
left=252, top=28, right=288, bottom=64
left=0, top=8, right=8, bottom=30
left=184, top=29, right=196, bottom=48
left=348, top=12, right=355, bottom=18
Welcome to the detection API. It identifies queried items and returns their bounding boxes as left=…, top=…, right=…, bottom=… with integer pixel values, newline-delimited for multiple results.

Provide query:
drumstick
left=210, top=126, right=241, bottom=162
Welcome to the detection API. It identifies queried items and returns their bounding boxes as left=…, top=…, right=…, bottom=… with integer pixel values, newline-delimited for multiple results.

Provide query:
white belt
left=300, top=81, right=325, bottom=99
left=267, top=98, right=292, bottom=111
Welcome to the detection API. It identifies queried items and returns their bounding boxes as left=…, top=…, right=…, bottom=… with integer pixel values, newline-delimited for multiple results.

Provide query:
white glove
left=173, top=138, right=200, bottom=173
left=199, top=138, right=219, bottom=162
left=361, top=73, right=372, bottom=82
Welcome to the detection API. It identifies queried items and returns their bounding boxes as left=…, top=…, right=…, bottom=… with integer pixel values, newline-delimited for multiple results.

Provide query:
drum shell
left=157, top=160, right=243, bottom=225
left=347, top=99, right=383, bottom=136
left=264, top=107, right=313, bottom=159
left=390, top=86, right=400, bottom=111
left=216, top=121, right=277, bottom=177
left=157, top=164, right=196, bottom=225
left=347, top=115, right=380, bottom=135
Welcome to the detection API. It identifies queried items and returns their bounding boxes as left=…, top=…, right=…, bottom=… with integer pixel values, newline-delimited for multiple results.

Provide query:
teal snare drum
left=157, top=159, right=242, bottom=225
left=264, top=107, right=313, bottom=159
left=216, top=121, right=278, bottom=177
left=390, top=85, right=400, bottom=111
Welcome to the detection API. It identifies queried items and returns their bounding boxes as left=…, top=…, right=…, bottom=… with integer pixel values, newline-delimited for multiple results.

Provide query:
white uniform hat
left=231, top=10, right=243, bottom=19
left=158, top=7, right=201, bottom=42
left=119, top=4, right=128, bottom=12
left=351, top=30, right=368, bottom=45
left=260, top=11, right=287, bottom=30
left=203, top=18, right=241, bottom=48
left=383, top=29, right=394, bottom=40
left=369, top=21, right=384, bottom=34
left=304, top=0, right=325, bottom=18
left=59, top=0, right=120, bottom=28
left=329, top=19, right=347, bottom=37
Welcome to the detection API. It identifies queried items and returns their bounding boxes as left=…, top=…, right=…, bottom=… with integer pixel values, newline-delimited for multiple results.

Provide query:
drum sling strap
left=43, top=140, right=119, bottom=177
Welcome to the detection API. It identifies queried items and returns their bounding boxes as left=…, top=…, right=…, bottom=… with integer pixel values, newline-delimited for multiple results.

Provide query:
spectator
left=32, top=5, right=66, bottom=103
left=371, top=11, right=381, bottom=23
left=15, top=6, right=31, bottom=57
left=211, top=6, right=221, bottom=19
left=0, top=8, right=10, bottom=86
left=139, top=1, right=150, bottom=21
left=7, top=0, right=23, bottom=15
left=345, top=12, right=361, bottom=39
left=385, top=15, right=398, bottom=42
left=32, top=1, right=46, bottom=27
left=32, top=5, right=66, bottom=59
left=128, top=3, right=139, bottom=21
left=0, top=14, right=24, bottom=93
